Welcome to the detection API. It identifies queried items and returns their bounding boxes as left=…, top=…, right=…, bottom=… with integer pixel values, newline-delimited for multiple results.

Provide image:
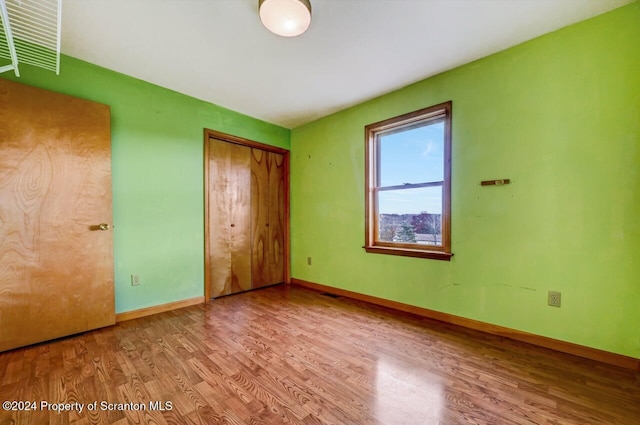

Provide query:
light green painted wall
left=2, top=56, right=290, bottom=314
left=290, top=3, right=640, bottom=358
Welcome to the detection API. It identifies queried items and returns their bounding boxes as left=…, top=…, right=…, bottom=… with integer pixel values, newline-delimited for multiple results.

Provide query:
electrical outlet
left=307, top=257, right=312, bottom=265
left=131, top=274, right=140, bottom=286
left=548, top=291, right=561, bottom=307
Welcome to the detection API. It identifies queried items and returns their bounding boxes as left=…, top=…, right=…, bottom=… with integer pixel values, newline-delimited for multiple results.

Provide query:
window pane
left=379, top=121, right=444, bottom=187
left=365, top=101, right=451, bottom=258
left=378, top=186, right=443, bottom=246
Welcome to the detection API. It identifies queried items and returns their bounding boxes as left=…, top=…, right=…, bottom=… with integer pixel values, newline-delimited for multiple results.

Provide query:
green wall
left=290, top=2, right=640, bottom=358
left=2, top=56, right=290, bottom=314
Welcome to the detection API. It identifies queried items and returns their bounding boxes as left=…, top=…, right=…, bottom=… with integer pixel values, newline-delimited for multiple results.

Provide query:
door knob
left=98, top=223, right=109, bottom=231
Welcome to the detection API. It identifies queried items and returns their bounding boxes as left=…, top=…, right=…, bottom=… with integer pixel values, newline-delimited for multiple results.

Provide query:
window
left=364, top=101, right=452, bottom=260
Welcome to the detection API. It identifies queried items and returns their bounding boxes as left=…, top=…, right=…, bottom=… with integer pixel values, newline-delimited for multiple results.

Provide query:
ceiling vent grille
left=0, top=0, right=62, bottom=76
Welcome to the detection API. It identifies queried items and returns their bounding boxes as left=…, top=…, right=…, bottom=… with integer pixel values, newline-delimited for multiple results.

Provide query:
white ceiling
left=61, top=0, right=633, bottom=129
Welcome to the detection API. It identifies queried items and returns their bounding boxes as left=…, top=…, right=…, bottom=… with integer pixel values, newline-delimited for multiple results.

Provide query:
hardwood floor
left=1, top=285, right=638, bottom=425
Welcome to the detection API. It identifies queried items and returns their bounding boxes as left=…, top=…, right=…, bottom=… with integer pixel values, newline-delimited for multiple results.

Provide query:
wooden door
left=0, top=79, right=114, bottom=352
left=204, top=129, right=289, bottom=301
left=266, top=151, right=285, bottom=285
left=207, top=138, right=252, bottom=297
left=251, top=150, right=285, bottom=288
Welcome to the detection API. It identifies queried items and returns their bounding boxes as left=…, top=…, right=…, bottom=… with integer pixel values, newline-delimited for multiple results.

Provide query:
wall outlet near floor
left=131, top=274, right=140, bottom=286
left=307, top=257, right=312, bottom=266
left=548, top=290, right=561, bottom=307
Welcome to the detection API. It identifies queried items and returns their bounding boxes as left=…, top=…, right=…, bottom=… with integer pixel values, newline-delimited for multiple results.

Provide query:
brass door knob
left=98, top=223, right=109, bottom=231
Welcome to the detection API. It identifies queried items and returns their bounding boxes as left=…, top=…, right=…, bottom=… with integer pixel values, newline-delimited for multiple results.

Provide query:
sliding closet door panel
left=208, top=138, right=252, bottom=297
left=251, top=149, right=285, bottom=288
left=251, top=149, right=269, bottom=288
left=267, top=152, right=285, bottom=285
left=0, top=79, right=114, bottom=352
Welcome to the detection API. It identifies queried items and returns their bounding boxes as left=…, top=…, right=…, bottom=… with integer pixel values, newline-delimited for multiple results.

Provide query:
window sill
left=363, top=246, right=453, bottom=261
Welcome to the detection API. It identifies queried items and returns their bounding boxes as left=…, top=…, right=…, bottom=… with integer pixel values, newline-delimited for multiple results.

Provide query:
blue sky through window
left=379, top=121, right=444, bottom=215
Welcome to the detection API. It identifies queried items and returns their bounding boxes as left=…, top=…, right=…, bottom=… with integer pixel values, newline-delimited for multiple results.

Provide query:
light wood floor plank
left=0, top=285, right=638, bottom=424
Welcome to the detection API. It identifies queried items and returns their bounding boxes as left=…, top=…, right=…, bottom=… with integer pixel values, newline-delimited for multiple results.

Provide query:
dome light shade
left=259, top=0, right=312, bottom=37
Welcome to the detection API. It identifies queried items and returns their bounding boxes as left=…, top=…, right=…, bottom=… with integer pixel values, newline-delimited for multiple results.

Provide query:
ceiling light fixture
left=259, top=0, right=311, bottom=37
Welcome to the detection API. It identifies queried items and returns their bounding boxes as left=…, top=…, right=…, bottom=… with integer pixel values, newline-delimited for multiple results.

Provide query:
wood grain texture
left=207, top=138, right=252, bottom=297
left=267, top=152, right=285, bottom=286
left=251, top=148, right=269, bottom=288
left=282, top=153, right=291, bottom=285
left=0, top=78, right=114, bottom=352
left=251, top=150, right=285, bottom=288
left=0, top=285, right=638, bottom=424
left=292, top=278, right=640, bottom=371
left=204, top=129, right=289, bottom=301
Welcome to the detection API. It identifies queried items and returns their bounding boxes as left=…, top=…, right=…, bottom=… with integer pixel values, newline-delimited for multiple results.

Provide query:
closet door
left=207, top=138, right=252, bottom=297
left=204, top=129, right=289, bottom=301
left=0, top=79, right=114, bottom=352
left=251, top=150, right=285, bottom=288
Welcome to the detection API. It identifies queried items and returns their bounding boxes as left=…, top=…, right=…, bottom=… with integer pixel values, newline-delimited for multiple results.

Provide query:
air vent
left=0, top=0, right=62, bottom=76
